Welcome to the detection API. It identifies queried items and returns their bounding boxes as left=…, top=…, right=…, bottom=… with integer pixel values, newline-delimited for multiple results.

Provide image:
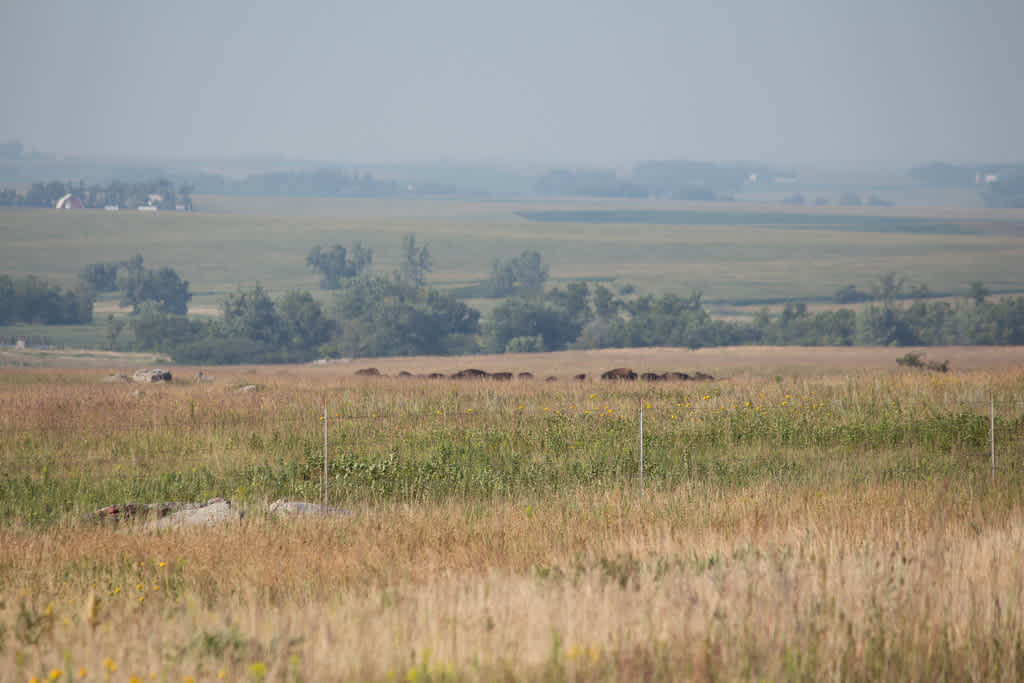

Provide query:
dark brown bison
left=692, top=371, right=715, bottom=381
left=490, top=372, right=513, bottom=381
left=517, top=372, right=534, bottom=380
left=355, top=367, right=381, bottom=376
left=574, top=373, right=587, bottom=381
left=666, top=371, right=690, bottom=381
left=427, top=372, right=446, bottom=379
left=398, top=370, right=413, bottom=377
left=640, top=372, right=666, bottom=381
left=451, top=368, right=489, bottom=379
left=601, top=368, right=637, bottom=381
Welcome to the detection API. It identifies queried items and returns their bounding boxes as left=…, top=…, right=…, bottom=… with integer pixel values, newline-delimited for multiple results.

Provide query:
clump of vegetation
left=897, top=351, right=950, bottom=372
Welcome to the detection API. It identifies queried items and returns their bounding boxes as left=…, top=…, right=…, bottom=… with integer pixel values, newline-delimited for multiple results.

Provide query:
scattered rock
left=268, top=500, right=350, bottom=518
left=140, top=498, right=240, bottom=532
left=518, top=372, right=534, bottom=380
left=96, top=501, right=207, bottom=523
left=133, top=369, right=172, bottom=383
left=234, top=384, right=259, bottom=393
left=94, top=498, right=354, bottom=531
left=195, top=371, right=215, bottom=383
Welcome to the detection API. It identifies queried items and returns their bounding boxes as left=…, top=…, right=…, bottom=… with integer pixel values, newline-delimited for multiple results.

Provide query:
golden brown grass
left=2, top=483, right=1023, bottom=681
left=2, top=350, right=1024, bottom=680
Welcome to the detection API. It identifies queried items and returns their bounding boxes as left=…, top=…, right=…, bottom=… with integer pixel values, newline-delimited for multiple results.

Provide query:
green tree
left=484, top=250, right=549, bottom=297
left=485, top=298, right=581, bottom=353
left=78, top=262, right=118, bottom=294
left=221, top=285, right=283, bottom=346
left=870, top=272, right=905, bottom=308
left=306, top=243, right=372, bottom=290
left=968, top=281, right=990, bottom=305
left=277, top=289, right=333, bottom=350
left=399, top=233, right=432, bottom=287
left=834, top=284, right=870, bottom=304
left=117, top=256, right=191, bottom=315
left=130, top=302, right=202, bottom=351
left=105, top=314, right=126, bottom=350
left=328, top=275, right=479, bottom=357
left=591, top=284, right=620, bottom=320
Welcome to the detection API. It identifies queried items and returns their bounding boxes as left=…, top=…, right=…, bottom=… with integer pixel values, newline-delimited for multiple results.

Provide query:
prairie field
left=2, top=347, right=1024, bottom=680
left=3, top=199, right=1024, bottom=315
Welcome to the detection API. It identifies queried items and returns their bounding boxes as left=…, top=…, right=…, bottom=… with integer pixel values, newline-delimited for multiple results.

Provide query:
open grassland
left=2, top=348, right=1024, bottom=680
left=3, top=199, right=1024, bottom=314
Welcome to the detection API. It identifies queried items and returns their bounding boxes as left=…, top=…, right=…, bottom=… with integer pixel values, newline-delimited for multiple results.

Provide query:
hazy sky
left=2, top=0, right=1021, bottom=165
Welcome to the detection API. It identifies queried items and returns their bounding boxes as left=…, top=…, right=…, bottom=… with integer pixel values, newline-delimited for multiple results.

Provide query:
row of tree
left=10, top=234, right=1024, bottom=361
left=0, top=179, right=194, bottom=210
left=0, top=275, right=93, bottom=325
left=80, top=255, right=192, bottom=315
left=193, top=168, right=405, bottom=198
left=115, top=271, right=1024, bottom=364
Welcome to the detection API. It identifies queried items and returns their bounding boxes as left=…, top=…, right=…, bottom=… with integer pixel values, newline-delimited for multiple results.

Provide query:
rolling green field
left=3, top=198, right=1024, bottom=319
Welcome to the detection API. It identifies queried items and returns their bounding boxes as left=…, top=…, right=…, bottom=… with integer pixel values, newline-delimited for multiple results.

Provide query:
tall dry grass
left=1, top=359, right=1023, bottom=680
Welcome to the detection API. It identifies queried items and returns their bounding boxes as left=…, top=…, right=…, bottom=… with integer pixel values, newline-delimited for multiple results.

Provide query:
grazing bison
left=666, top=371, right=690, bottom=381
left=490, top=371, right=513, bottom=381
left=545, top=376, right=558, bottom=382
left=427, top=372, right=447, bottom=379
left=640, top=372, right=666, bottom=382
left=518, top=372, right=534, bottom=380
left=574, top=373, right=587, bottom=381
left=451, top=368, right=489, bottom=379
left=601, top=368, right=637, bottom=381
left=355, top=367, right=381, bottom=376
left=692, top=371, right=715, bottom=381
left=398, top=370, right=413, bottom=377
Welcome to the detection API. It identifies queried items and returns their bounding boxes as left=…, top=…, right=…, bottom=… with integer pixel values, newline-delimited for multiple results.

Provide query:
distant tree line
left=535, top=161, right=793, bottom=201
left=79, top=254, right=192, bottom=315
left=119, top=269, right=1024, bottom=365
left=11, top=237, right=1024, bottom=361
left=982, top=171, right=1024, bottom=209
left=192, top=168, right=406, bottom=198
left=0, top=179, right=193, bottom=210
left=0, top=275, right=93, bottom=324
left=908, top=162, right=1024, bottom=208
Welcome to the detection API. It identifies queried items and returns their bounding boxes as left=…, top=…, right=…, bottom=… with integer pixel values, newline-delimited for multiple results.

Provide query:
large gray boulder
left=268, top=500, right=350, bottom=518
left=133, top=369, right=172, bottom=383
left=140, top=498, right=241, bottom=531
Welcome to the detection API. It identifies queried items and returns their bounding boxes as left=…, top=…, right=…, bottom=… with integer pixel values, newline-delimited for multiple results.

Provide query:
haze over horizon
left=2, top=0, right=1022, bottom=167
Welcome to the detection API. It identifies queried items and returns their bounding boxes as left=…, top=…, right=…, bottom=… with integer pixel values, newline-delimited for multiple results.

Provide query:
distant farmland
left=3, top=198, right=1024, bottom=311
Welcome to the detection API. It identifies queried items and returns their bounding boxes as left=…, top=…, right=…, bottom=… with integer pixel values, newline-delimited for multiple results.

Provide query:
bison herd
left=353, top=366, right=714, bottom=382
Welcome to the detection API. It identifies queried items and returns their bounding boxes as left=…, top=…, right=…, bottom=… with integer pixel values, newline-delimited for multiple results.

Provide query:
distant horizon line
left=4, top=151, right=1022, bottom=172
